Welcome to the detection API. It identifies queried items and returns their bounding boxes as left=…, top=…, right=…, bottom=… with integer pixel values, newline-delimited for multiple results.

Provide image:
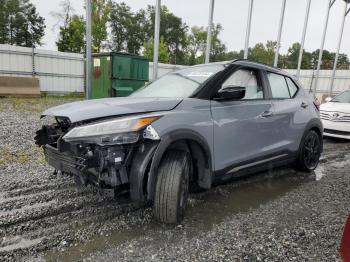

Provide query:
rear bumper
left=44, top=145, right=87, bottom=175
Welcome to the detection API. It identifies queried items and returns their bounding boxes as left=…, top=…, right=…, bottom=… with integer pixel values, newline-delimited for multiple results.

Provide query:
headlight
left=63, top=116, right=160, bottom=145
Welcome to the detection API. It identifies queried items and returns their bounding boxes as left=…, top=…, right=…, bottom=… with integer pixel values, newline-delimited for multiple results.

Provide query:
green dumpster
left=91, top=52, right=149, bottom=99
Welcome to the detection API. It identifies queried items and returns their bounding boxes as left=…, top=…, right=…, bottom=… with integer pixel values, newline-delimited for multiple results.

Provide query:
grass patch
left=0, top=146, right=46, bottom=165
left=0, top=147, right=32, bottom=165
left=0, top=96, right=83, bottom=112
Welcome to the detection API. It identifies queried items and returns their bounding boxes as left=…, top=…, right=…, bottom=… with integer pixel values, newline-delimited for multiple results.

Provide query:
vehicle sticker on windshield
left=187, top=71, right=213, bottom=77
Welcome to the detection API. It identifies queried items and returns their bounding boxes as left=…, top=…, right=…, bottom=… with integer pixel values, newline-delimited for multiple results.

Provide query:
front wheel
left=153, top=150, right=190, bottom=224
left=295, top=130, right=321, bottom=172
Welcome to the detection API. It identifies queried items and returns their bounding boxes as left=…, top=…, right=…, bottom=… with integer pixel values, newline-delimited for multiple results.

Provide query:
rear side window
left=267, top=73, right=290, bottom=99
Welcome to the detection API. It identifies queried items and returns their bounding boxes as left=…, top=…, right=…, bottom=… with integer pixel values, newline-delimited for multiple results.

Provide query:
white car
left=320, top=90, right=350, bottom=140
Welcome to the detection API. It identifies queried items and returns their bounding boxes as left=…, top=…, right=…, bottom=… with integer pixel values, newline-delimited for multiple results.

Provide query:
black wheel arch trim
left=147, top=129, right=213, bottom=201
left=129, top=141, right=159, bottom=203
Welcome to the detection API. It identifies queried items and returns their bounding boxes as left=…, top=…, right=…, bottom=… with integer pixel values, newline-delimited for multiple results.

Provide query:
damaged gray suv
left=35, top=60, right=323, bottom=223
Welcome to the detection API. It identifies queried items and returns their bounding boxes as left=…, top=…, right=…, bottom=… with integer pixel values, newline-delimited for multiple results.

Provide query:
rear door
left=211, top=67, right=279, bottom=173
left=264, top=71, right=309, bottom=154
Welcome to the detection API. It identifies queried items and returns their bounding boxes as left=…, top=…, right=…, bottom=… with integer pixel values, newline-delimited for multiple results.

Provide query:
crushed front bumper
left=44, top=145, right=88, bottom=175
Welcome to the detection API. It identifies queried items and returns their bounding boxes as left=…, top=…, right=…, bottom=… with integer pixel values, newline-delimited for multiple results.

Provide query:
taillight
left=313, top=100, right=321, bottom=110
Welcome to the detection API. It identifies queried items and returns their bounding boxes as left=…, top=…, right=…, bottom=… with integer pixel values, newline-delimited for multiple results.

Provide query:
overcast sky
left=31, top=0, right=350, bottom=56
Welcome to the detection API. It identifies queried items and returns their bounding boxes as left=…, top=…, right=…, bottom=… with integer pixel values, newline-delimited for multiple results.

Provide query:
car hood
left=42, top=97, right=183, bottom=123
left=320, top=102, right=350, bottom=114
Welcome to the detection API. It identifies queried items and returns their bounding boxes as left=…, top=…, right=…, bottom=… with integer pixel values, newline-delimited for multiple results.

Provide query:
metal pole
left=329, top=1, right=348, bottom=96
left=32, top=46, right=35, bottom=76
left=274, top=0, right=287, bottom=67
left=313, top=0, right=335, bottom=95
left=205, top=0, right=215, bottom=64
left=296, top=0, right=311, bottom=79
left=153, top=0, right=161, bottom=80
left=244, top=0, right=254, bottom=59
left=86, top=0, right=92, bottom=99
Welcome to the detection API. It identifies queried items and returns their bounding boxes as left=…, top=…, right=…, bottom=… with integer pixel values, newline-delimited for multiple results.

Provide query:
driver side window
left=222, top=69, right=263, bottom=100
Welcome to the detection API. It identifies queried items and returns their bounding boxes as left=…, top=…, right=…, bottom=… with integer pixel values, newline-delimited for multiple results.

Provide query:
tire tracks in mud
left=0, top=173, right=146, bottom=261
left=0, top=134, right=349, bottom=261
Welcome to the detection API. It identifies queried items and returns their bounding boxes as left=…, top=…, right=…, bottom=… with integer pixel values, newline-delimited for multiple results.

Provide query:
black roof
left=232, top=59, right=282, bottom=74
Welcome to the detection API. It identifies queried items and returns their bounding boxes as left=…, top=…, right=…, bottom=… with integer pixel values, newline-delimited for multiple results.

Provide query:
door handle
left=301, top=102, right=308, bottom=108
left=260, top=110, right=273, bottom=118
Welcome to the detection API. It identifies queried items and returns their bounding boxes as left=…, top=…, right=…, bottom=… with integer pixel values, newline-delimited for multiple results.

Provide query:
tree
left=0, top=0, right=8, bottom=43
left=91, top=0, right=111, bottom=53
left=56, top=15, right=85, bottom=53
left=144, top=5, right=188, bottom=64
left=143, top=37, right=170, bottom=63
left=248, top=42, right=275, bottom=65
left=209, top=24, right=227, bottom=62
left=185, top=24, right=227, bottom=64
left=50, top=0, right=75, bottom=30
left=109, top=2, right=146, bottom=54
left=284, top=42, right=312, bottom=69
left=0, top=0, right=45, bottom=47
left=223, top=50, right=244, bottom=60
left=336, top=53, right=350, bottom=69
left=186, top=26, right=207, bottom=65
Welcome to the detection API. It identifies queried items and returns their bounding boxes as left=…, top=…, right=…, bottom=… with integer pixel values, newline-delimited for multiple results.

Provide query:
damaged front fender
left=129, top=141, right=159, bottom=203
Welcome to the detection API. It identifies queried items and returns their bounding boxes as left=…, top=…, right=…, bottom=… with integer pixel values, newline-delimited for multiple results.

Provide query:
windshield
left=331, top=90, right=350, bottom=103
left=130, top=64, right=225, bottom=98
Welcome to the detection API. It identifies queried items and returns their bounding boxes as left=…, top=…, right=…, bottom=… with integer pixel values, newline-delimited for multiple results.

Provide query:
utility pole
left=205, top=0, right=215, bottom=64
left=313, top=0, right=335, bottom=95
left=329, top=0, right=349, bottom=96
left=274, top=0, right=287, bottom=67
left=86, top=0, right=92, bottom=99
left=244, top=0, right=254, bottom=59
left=296, top=0, right=312, bottom=79
left=153, top=0, right=161, bottom=80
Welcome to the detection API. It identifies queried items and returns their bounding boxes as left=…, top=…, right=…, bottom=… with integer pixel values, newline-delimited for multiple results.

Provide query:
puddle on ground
left=0, top=236, right=44, bottom=252
left=314, top=165, right=326, bottom=181
left=45, top=168, right=317, bottom=261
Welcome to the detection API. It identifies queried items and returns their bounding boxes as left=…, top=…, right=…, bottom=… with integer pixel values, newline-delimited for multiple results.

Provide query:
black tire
left=153, top=150, right=190, bottom=224
left=295, top=130, right=321, bottom=172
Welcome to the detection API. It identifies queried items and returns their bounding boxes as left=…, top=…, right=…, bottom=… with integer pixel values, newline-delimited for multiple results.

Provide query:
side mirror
left=325, top=97, right=332, bottom=103
left=214, top=85, right=246, bottom=101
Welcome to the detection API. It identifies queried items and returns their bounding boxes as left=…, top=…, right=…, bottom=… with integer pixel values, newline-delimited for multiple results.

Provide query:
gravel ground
left=0, top=97, right=349, bottom=261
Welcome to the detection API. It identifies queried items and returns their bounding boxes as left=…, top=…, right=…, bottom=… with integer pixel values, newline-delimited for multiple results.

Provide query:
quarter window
left=285, top=77, right=298, bottom=97
left=222, top=69, right=263, bottom=100
left=267, top=73, right=291, bottom=99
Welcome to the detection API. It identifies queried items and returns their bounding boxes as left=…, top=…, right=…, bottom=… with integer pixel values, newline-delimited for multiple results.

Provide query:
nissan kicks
left=35, top=60, right=323, bottom=223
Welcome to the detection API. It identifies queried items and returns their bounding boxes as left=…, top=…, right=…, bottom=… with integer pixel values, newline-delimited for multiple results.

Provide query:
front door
left=211, top=68, right=278, bottom=174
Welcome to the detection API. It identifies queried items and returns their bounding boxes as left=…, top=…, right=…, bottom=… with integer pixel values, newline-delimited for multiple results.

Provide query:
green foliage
left=185, top=24, right=227, bottom=64
left=311, top=49, right=350, bottom=70
left=143, top=37, right=170, bottom=64
left=249, top=41, right=276, bottom=66
left=284, top=42, right=311, bottom=69
left=186, top=26, right=207, bottom=65
left=143, top=5, right=188, bottom=64
left=91, top=0, right=111, bottom=52
left=108, top=4, right=188, bottom=63
left=109, top=2, right=146, bottom=54
left=56, top=15, right=85, bottom=53
left=0, top=0, right=45, bottom=47
left=54, top=0, right=110, bottom=53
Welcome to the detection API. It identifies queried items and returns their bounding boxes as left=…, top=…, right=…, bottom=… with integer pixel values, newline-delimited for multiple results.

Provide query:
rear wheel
left=153, top=150, right=190, bottom=224
left=295, top=130, right=321, bottom=172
